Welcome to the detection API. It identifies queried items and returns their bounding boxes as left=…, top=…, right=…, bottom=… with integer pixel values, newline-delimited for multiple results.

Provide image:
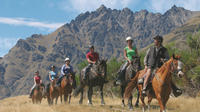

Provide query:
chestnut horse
left=47, top=79, right=60, bottom=105
left=60, top=73, right=74, bottom=104
left=32, top=84, right=45, bottom=104
left=125, top=55, right=184, bottom=112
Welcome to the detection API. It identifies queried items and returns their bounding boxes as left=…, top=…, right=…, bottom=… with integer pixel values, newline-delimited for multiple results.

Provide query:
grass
left=0, top=95, right=200, bottom=112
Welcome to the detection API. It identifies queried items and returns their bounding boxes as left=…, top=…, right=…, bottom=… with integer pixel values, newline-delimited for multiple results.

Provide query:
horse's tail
left=73, top=83, right=85, bottom=97
left=124, top=71, right=139, bottom=98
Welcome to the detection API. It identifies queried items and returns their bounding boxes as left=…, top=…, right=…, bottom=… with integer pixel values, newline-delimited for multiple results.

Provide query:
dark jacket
left=144, top=45, right=169, bottom=69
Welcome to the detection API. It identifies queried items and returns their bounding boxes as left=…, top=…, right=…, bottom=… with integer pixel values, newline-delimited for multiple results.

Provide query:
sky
left=0, top=0, right=200, bottom=57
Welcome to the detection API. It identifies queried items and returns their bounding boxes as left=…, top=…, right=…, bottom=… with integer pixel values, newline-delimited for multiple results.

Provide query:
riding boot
left=171, top=82, right=182, bottom=97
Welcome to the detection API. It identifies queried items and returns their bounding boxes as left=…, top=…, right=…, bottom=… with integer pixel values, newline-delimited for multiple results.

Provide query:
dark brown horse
left=115, top=56, right=141, bottom=110
left=125, top=55, right=184, bottom=112
left=32, top=84, right=45, bottom=104
left=47, top=79, right=60, bottom=105
left=60, top=73, right=74, bottom=104
left=74, top=59, right=107, bottom=105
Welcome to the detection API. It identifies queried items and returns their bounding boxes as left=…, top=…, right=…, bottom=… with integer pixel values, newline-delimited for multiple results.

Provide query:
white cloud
left=61, top=0, right=137, bottom=13
left=0, top=17, right=65, bottom=31
left=0, top=37, right=19, bottom=57
left=148, top=0, right=200, bottom=13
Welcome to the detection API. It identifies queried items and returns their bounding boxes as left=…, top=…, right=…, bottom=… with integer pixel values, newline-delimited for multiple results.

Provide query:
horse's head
left=131, top=56, right=141, bottom=72
left=95, top=59, right=107, bottom=76
left=171, top=54, right=184, bottom=78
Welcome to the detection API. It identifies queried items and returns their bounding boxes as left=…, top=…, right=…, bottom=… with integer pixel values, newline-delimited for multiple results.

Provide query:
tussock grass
left=0, top=95, right=199, bottom=112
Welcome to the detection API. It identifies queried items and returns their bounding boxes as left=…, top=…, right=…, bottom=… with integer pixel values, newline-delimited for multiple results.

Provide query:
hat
left=153, top=35, right=163, bottom=43
left=89, top=45, right=94, bottom=49
left=126, top=36, right=133, bottom=41
left=35, top=71, right=39, bottom=74
left=51, top=65, right=55, bottom=68
left=65, top=57, right=70, bottom=62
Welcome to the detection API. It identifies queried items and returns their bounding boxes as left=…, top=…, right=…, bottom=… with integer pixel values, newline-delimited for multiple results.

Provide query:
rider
left=57, top=57, right=76, bottom=88
left=115, top=36, right=138, bottom=85
left=29, top=71, right=43, bottom=98
left=141, top=35, right=182, bottom=97
left=46, top=65, right=58, bottom=95
left=83, top=45, right=99, bottom=81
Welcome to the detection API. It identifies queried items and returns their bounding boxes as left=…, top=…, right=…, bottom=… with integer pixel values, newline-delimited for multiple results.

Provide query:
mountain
left=0, top=5, right=199, bottom=99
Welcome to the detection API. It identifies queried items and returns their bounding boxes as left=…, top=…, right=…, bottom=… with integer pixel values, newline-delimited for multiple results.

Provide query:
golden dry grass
left=0, top=95, right=200, bottom=112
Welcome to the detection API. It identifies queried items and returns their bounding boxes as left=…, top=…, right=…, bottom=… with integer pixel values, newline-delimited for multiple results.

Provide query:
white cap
left=126, top=36, right=133, bottom=41
left=65, top=57, right=70, bottom=61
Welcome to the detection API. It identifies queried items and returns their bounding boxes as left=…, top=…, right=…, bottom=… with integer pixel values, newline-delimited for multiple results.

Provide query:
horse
left=47, top=78, right=60, bottom=105
left=60, top=72, right=74, bottom=104
left=114, top=56, right=141, bottom=109
left=32, top=84, right=45, bottom=104
left=125, top=55, right=184, bottom=112
left=74, top=59, right=107, bottom=105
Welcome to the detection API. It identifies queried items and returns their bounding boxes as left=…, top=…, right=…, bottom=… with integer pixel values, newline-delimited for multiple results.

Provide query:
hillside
left=0, top=95, right=200, bottom=112
left=0, top=5, right=200, bottom=99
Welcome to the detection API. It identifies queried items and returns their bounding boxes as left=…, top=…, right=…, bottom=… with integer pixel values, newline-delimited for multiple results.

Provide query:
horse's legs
left=79, top=88, right=84, bottom=104
left=64, top=94, right=67, bottom=104
left=121, top=85, right=125, bottom=107
left=135, top=87, right=140, bottom=107
left=55, top=96, right=58, bottom=105
left=87, top=86, right=93, bottom=105
left=147, top=94, right=153, bottom=112
left=155, top=94, right=165, bottom=112
left=128, top=95, right=133, bottom=110
left=138, top=85, right=146, bottom=112
left=100, top=85, right=105, bottom=105
left=69, top=94, right=71, bottom=104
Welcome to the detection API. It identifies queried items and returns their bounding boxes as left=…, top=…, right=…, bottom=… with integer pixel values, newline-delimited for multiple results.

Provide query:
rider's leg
left=29, top=84, right=36, bottom=98
left=171, top=81, right=182, bottom=97
left=142, top=68, right=152, bottom=95
left=116, top=62, right=129, bottom=85
left=57, top=75, right=63, bottom=86
left=83, top=64, right=92, bottom=80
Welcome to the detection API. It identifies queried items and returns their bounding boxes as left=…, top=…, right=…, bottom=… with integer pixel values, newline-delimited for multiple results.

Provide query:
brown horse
left=125, top=55, right=184, bottom=112
left=47, top=79, right=60, bottom=105
left=60, top=73, right=74, bottom=104
left=32, top=84, right=45, bottom=104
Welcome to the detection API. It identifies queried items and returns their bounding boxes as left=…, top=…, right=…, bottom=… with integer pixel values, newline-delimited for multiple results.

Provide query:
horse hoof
left=121, top=104, right=125, bottom=107
left=128, top=105, right=133, bottom=110
left=88, top=103, right=93, bottom=106
left=101, top=103, right=105, bottom=106
left=135, top=104, right=139, bottom=108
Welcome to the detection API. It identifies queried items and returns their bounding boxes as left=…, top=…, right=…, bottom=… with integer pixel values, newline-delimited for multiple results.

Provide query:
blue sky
left=0, top=0, right=200, bottom=57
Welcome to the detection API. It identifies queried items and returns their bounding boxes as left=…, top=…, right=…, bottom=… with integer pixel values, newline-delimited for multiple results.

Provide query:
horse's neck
left=157, top=59, right=173, bottom=83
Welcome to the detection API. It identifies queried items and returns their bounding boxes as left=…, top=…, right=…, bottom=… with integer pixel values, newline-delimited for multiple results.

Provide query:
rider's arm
left=163, top=49, right=170, bottom=61
left=33, top=76, right=36, bottom=85
left=39, top=76, right=42, bottom=84
left=144, top=48, right=150, bottom=67
left=49, top=72, right=53, bottom=82
left=61, top=65, right=65, bottom=75
left=135, top=48, right=139, bottom=57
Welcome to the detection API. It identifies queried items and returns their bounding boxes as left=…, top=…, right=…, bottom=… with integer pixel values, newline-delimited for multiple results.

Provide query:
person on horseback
left=57, top=57, right=76, bottom=88
left=83, top=45, right=100, bottom=81
left=115, top=36, right=139, bottom=85
left=140, top=35, right=182, bottom=97
left=29, top=71, right=43, bottom=98
left=45, top=65, right=58, bottom=96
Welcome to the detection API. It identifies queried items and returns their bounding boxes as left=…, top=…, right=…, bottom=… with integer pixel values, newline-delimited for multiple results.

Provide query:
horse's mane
left=156, top=58, right=173, bottom=74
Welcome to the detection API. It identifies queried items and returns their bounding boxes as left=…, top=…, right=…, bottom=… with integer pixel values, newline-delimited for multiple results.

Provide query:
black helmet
left=153, top=35, right=163, bottom=43
left=89, top=45, right=94, bottom=49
